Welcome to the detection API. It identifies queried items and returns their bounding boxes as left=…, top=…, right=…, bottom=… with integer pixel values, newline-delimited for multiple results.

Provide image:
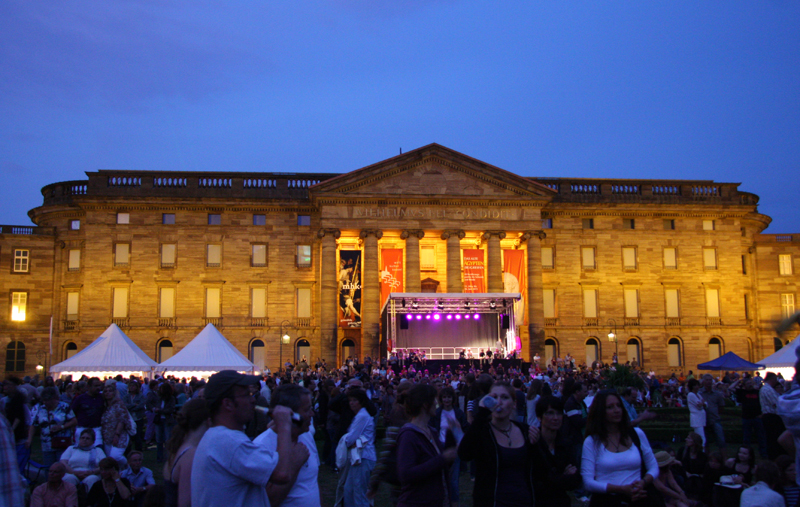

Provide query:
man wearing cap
left=191, top=370, right=308, bottom=507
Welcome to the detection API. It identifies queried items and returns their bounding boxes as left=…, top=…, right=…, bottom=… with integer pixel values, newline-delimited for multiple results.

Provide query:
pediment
left=311, top=144, right=555, bottom=199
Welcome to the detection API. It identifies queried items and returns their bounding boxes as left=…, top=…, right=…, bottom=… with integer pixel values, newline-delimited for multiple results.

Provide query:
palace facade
left=1, top=144, right=798, bottom=375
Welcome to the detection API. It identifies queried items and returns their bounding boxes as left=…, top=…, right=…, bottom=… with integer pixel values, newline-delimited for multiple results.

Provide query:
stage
left=387, top=357, right=530, bottom=375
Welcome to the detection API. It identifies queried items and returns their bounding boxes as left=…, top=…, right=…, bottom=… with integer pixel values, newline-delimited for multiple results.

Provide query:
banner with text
left=380, top=249, right=404, bottom=309
left=503, top=249, right=527, bottom=326
left=462, top=249, right=486, bottom=293
left=339, top=250, right=362, bottom=328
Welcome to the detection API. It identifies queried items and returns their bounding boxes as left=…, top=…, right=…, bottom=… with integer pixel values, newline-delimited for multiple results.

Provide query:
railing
left=707, top=317, right=722, bottom=326
left=112, top=317, right=129, bottom=327
left=665, top=317, right=681, bottom=327
left=203, top=317, right=223, bottom=327
left=250, top=317, right=268, bottom=327
left=544, top=318, right=558, bottom=327
left=108, top=176, right=141, bottom=187
left=158, top=318, right=176, bottom=328
left=160, top=262, right=175, bottom=269
left=584, top=318, right=599, bottom=327
left=542, top=263, right=554, bottom=270
left=295, top=317, right=313, bottom=328
left=529, top=178, right=742, bottom=204
left=153, top=177, right=187, bottom=188
left=0, top=225, right=55, bottom=236
left=63, top=319, right=79, bottom=332
left=624, top=317, right=640, bottom=326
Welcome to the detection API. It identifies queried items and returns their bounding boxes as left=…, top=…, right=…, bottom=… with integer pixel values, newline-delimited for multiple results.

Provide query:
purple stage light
left=406, top=314, right=413, bottom=320
left=474, top=314, right=480, bottom=320
left=415, top=315, right=422, bottom=320
left=433, top=314, right=440, bottom=320
left=425, top=315, right=431, bottom=320
left=455, top=315, right=462, bottom=320
left=446, top=315, right=452, bottom=320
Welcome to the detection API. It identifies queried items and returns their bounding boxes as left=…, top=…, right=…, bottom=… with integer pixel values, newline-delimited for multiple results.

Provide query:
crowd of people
left=1, top=347, right=799, bottom=507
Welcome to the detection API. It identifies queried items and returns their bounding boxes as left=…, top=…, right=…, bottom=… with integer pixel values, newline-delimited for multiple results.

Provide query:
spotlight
left=415, top=315, right=422, bottom=320
left=455, top=315, right=462, bottom=320
left=490, top=301, right=496, bottom=309
left=425, top=315, right=431, bottom=320
left=412, top=301, right=419, bottom=309
left=406, top=314, right=413, bottom=320
left=433, top=314, right=440, bottom=320
left=446, top=315, right=453, bottom=320
left=474, top=314, right=480, bottom=320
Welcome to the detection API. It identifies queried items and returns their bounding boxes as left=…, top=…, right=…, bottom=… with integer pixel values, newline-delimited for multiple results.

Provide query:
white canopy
left=156, top=323, right=254, bottom=373
left=758, top=334, right=800, bottom=380
left=50, top=323, right=158, bottom=374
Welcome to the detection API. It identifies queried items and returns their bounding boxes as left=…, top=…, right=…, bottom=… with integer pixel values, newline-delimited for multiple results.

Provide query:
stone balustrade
left=531, top=177, right=744, bottom=204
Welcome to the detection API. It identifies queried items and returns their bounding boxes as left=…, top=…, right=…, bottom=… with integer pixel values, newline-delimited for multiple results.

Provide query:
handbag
left=51, top=435, right=73, bottom=449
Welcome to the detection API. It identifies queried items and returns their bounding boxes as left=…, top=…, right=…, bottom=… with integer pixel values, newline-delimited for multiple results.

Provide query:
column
left=360, top=229, right=383, bottom=359
left=401, top=230, right=424, bottom=292
left=441, top=230, right=465, bottom=293
left=318, top=228, right=340, bottom=364
left=521, top=231, right=546, bottom=357
left=482, top=231, right=506, bottom=292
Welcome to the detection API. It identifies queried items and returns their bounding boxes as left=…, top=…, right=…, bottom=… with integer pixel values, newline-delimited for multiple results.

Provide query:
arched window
left=626, top=337, right=641, bottom=366
left=708, top=337, right=723, bottom=361
left=585, top=337, right=599, bottom=366
left=5, top=341, right=25, bottom=372
left=341, top=339, right=356, bottom=364
left=296, top=339, right=311, bottom=363
left=668, top=337, right=682, bottom=367
left=250, top=339, right=265, bottom=373
left=157, top=339, right=173, bottom=362
left=544, top=338, right=558, bottom=364
left=64, top=341, right=78, bottom=360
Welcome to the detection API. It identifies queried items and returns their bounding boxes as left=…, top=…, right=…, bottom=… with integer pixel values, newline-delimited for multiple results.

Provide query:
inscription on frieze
left=351, top=207, right=520, bottom=220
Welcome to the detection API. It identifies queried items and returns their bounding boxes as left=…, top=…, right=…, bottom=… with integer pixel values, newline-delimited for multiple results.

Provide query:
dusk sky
left=2, top=2, right=799, bottom=232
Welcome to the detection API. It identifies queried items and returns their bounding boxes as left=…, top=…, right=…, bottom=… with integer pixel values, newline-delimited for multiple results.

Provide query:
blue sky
left=2, top=1, right=799, bottom=232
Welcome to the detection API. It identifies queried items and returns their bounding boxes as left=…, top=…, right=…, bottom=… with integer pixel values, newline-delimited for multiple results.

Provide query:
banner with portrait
left=380, top=249, right=404, bottom=309
left=462, top=249, right=486, bottom=293
left=503, top=249, right=527, bottom=326
left=339, top=250, right=362, bottom=328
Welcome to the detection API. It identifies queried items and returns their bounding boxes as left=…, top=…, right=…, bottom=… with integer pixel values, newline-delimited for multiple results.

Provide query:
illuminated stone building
left=1, top=144, right=798, bottom=375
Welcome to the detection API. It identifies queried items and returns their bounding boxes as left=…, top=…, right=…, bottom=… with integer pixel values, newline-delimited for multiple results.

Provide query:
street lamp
left=279, top=320, right=291, bottom=374
left=607, top=319, right=618, bottom=364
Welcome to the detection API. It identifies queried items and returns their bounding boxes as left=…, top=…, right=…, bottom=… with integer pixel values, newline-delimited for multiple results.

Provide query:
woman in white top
left=338, top=388, right=377, bottom=507
left=60, top=428, right=107, bottom=491
left=686, top=379, right=706, bottom=446
left=581, top=391, right=659, bottom=507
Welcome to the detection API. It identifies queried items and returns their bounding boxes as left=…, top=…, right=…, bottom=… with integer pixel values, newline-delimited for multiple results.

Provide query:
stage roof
left=382, top=292, right=521, bottom=314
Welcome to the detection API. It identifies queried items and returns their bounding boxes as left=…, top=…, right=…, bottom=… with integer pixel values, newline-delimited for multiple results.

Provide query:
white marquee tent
left=758, top=334, right=800, bottom=380
left=50, top=323, right=158, bottom=377
left=156, top=323, right=255, bottom=377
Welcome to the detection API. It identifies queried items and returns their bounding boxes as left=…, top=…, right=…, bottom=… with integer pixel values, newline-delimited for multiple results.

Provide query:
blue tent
left=697, top=351, right=764, bottom=371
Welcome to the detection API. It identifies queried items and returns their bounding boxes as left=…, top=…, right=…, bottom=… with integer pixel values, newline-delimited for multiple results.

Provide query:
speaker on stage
left=400, top=317, right=409, bottom=330
left=501, top=314, right=510, bottom=329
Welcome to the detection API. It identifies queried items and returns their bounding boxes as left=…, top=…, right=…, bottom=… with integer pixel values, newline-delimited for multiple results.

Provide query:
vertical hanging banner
left=339, top=250, right=362, bottom=328
left=380, top=249, right=404, bottom=308
left=503, top=249, right=527, bottom=326
left=462, top=249, right=486, bottom=293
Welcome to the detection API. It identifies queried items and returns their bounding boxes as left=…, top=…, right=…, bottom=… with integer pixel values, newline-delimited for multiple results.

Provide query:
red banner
left=462, top=249, right=486, bottom=293
left=380, top=249, right=404, bottom=309
left=503, top=249, right=527, bottom=325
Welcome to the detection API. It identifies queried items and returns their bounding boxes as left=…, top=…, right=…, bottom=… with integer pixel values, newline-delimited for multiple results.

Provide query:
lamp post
left=607, top=319, right=618, bottom=364
left=279, top=320, right=291, bottom=374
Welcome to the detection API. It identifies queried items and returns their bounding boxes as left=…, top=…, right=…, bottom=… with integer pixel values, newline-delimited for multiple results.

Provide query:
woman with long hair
left=723, top=445, right=755, bottom=486
left=396, top=384, right=458, bottom=507
left=458, top=381, right=540, bottom=507
left=676, top=432, right=706, bottom=499
left=100, top=379, right=131, bottom=466
left=338, top=388, right=377, bottom=507
left=580, top=390, right=659, bottom=507
left=163, top=398, right=210, bottom=507
left=532, top=396, right=581, bottom=507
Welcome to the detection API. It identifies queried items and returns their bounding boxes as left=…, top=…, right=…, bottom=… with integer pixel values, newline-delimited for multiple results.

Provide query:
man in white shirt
left=253, top=384, right=319, bottom=507
left=191, top=371, right=309, bottom=507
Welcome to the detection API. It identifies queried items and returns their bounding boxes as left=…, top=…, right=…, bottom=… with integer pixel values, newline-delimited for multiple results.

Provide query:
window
left=663, top=247, right=677, bottom=269
left=420, top=245, right=436, bottom=270
left=162, top=213, right=175, bottom=225
left=585, top=338, right=599, bottom=365
left=68, top=249, right=81, bottom=271
left=112, top=288, right=128, bottom=318
left=623, top=219, right=635, bottom=230
left=297, top=215, right=311, bottom=226
left=627, top=338, right=641, bottom=365
left=65, top=342, right=78, bottom=359
left=543, top=289, right=556, bottom=319
left=744, top=293, right=750, bottom=320
left=158, top=340, right=173, bottom=362
left=665, top=289, right=680, bottom=318
left=624, top=289, right=639, bottom=318
left=544, top=338, right=558, bottom=363
left=703, top=220, right=715, bottom=231
left=663, top=219, right=675, bottom=230
left=208, top=214, right=221, bottom=225
left=160, top=288, right=175, bottom=319
left=252, top=244, right=267, bottom=267
left=251, top=288, right=267, bottom=318
left=583, top=289, right=598, bottom=318
left=782, top=294, right=796, bottom=319
left=250, top=339, right=265, bottom=372
left=706, top=289, right=720, bottom=318
left=11, top=292, right=27, bottom=321
left=581, top=247, right=596, bottom=269
left=709, top=337, right=722, bottom=361
left=296, top=245, right=311, bottom=268
left=253, top=214, right=266, bottom=226
left=668, top=338, right=682, bottom=367
left=116, top=213, right=130, bottom=224
left=779, top=254, right=793, bottom=275
left=703, top=248, right=717, bottom=270
left=66, top=293, right=79, bottom=321
left=205, top=288, right=221, bottom=318
left=542, top=218, right=553, bottom=229
left=622, top=247, right=637, bottom=270
left=582, top=218, right=594, bottom=230
left=207, top=244, right=222, bottom=267
left=296, top=288, right=311, bottom=318
left=114, top=243, right=130, bottom=267
left=742, top=255, right=747, bottom=275
left=541, top=247, right=554, bottom=270
left=161, top=244, right=176, bottom=269
left=5, top=341, right=25, bottom=372
left=70, top=220, right=80, bottom=230
left=13, top=249, right=29, bottom=273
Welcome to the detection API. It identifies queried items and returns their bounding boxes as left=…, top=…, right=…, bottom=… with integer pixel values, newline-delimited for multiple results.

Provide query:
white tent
left=50, top=323, right=158, bottom=377
left=156, top=323, right=254, bottom=377
left=758, top=334, right=800, bottom=380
